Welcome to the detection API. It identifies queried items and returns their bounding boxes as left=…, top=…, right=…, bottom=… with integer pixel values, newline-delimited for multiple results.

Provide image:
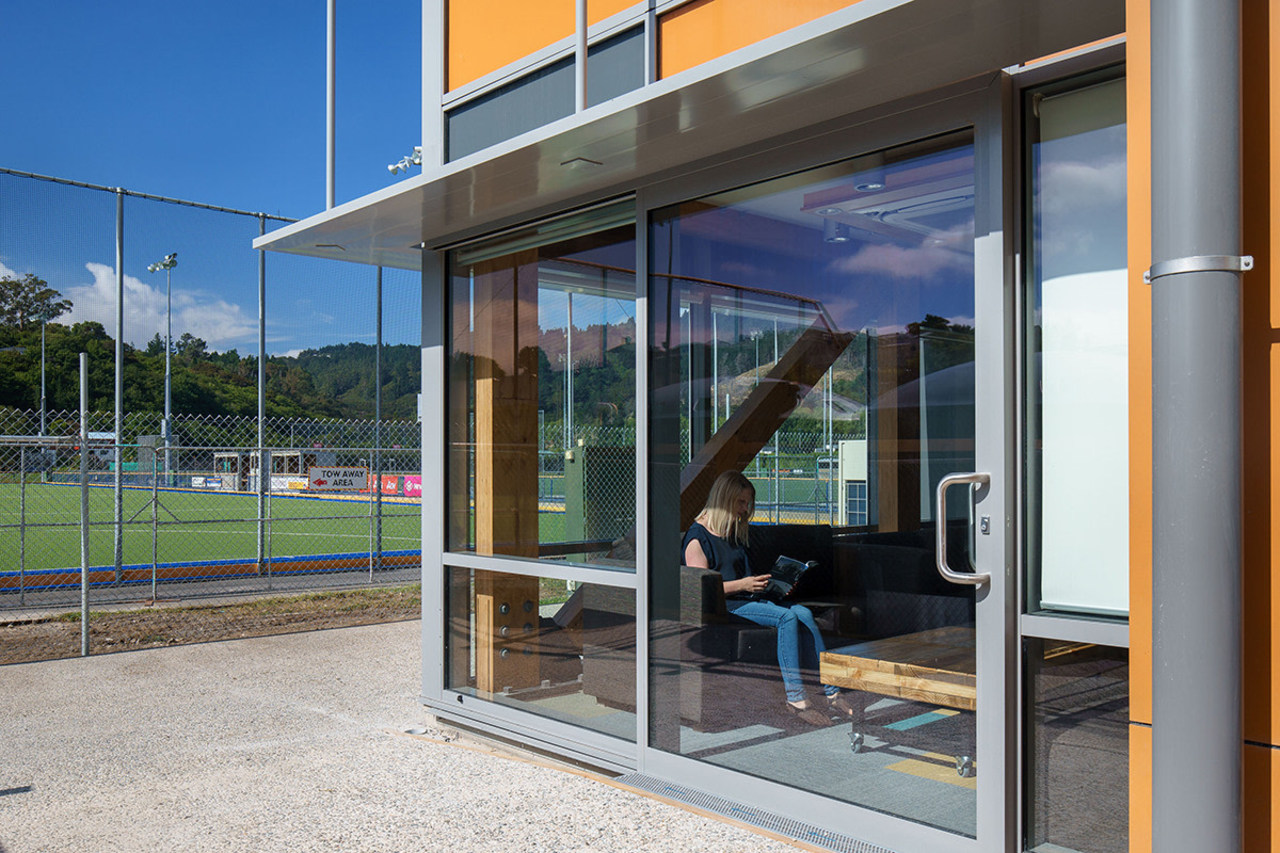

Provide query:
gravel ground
left=0, top=621, right=803, bottom=853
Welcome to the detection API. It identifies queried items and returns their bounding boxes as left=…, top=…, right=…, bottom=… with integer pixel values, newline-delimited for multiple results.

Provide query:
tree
left=0, top=274, right=72, bottom=330
left=174, top=332, right=207, bottom=362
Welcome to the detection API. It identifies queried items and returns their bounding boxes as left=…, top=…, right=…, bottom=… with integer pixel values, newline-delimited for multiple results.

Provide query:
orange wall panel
left=1126, top=0, right=1153, bottom=729
left=448, top=0, right=574, bottom=91
left=658, top=0, right=859, bottom=79
left=1244, top=743, right=1280, bottom=851
left=1130, top=725, right=1151, bottom=853
left=1243, top=0, right=1279, bottom=748
left=590, top=0, right=636, bottom=25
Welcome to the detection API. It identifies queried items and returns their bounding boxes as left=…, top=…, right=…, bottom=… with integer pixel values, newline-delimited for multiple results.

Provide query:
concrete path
left=0, top=621, right=801, bottom=853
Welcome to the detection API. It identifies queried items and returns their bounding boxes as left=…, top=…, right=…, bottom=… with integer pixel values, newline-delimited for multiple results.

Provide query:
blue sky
left=0, top=1, right=423, bottom=355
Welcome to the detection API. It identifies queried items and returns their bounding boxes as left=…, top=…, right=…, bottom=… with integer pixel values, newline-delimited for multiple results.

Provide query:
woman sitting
left=682, top=470, right=855, bottom=726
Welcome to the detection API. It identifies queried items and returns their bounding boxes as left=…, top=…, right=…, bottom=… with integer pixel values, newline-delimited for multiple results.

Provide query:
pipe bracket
left=1144, top=254, right=1254, bottom=284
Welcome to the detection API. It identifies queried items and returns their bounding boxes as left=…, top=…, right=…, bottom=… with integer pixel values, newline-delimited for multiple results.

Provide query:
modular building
left=255, top=1, right=1271, bottom=850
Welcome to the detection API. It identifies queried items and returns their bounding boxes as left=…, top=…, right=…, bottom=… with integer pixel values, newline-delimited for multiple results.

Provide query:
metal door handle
left=936, top=472, right=991, bottom=587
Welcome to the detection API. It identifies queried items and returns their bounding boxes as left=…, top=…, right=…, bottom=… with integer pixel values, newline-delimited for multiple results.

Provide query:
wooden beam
left=468, top=250, right=542, bottom=693
left=679, top=319, right=853, bottom=529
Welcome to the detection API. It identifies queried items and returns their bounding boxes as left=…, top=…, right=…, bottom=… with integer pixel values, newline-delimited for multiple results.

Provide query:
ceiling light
left=315, top=243, right=346, bottom=251
left=823, top=220, right=852, bottom=244
left=854, top=152, right=887, bottom=192
left=814, top=206, right=844, bottom=216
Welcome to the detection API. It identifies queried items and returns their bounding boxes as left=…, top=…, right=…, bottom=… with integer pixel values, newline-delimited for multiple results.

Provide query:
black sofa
left=577, top=520, right=976, bottom=729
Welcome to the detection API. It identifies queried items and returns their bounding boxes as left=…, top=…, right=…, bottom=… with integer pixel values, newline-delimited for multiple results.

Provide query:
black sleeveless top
left=682, top=520, right=753, bottom=600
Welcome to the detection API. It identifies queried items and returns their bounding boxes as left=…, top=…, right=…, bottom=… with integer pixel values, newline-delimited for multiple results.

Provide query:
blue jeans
left=729, top=600, right=839, bottom=703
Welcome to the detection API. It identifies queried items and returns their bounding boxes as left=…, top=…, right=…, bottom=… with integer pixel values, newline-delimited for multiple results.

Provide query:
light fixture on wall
left=823, top=220, right=852, bottom=243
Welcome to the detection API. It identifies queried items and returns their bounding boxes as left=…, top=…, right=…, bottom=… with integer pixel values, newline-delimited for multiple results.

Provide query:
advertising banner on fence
left=308, top=467, right=368, bottom=491
left=369, top=474, right=400, bottom=494
left=403, top=475, right=422, bottom=498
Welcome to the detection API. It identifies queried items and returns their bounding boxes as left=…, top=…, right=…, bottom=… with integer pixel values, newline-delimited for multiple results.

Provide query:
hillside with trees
left=0, top=323, right=422, bottom=420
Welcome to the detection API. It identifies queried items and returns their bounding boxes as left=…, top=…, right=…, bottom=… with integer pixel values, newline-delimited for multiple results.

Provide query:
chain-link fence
left=1, top=166, right=427, bottom=665
left=0, top=413, right=423, bottom=665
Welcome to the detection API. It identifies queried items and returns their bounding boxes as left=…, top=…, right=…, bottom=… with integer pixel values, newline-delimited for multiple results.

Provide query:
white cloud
left=1038, top=156, right=1126, bottom=217
left=61, top=262, right=257, bottom=350
left=825, top=224, right=973, bottom=280
left=0, top=260, right=19, bottom=280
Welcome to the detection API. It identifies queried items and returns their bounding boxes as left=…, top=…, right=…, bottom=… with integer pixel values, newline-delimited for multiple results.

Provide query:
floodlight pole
left=148, top=253, right=178, bottom=486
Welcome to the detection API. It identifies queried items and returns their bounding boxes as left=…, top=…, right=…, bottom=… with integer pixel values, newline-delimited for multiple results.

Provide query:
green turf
left=1, top=471, right=837, bottom=575
left=0, top=484, right=423, bottom=574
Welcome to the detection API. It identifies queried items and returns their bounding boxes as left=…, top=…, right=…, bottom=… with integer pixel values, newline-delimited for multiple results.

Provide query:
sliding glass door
left=645, top=106, right=1010, bottom=851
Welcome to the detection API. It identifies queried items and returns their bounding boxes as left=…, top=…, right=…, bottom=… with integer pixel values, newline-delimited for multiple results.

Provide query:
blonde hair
left=696, top=471, right=755, bottom=547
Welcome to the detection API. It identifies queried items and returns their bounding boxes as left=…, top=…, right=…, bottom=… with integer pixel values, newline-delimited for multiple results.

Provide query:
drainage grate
left=613, top=773, right=897, bottom=853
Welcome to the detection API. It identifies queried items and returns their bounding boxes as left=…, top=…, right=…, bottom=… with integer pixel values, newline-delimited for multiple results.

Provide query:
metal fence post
left=19, top=446, right=26, bottom=606
left=265, top=450, right=273, bottom=590
left=257, top=214, right=267, bottom=577
left=151, top=453, right=159, bottom=602
left=114, top=189, right=125, bottom=584
left=80, top=352, right=90, bottom=657
left=375, top=266, right=383, bottom=575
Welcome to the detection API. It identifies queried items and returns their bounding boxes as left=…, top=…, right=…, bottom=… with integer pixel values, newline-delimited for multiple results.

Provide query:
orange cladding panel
left=448, top=0, right=574, bottom=91
left=1242, top=0, right=1279, bottom=748
left=1126, top=0, right=1153, bottom=729
left=590, top=0, right=636, bottom=25
left=1244, top=743, right=1280, bottom=850
left=658, top=0, right=860, bottom=78
left=1130, top=725, right=1151, bottom=853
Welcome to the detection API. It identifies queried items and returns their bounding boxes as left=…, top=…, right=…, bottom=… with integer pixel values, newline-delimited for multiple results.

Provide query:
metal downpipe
left=1150, top=0, right=1244, bottom=849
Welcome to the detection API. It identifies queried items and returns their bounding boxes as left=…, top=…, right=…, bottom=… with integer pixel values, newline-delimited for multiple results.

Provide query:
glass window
left=445, top=24, right=645, bottom=161
left=445, top=566, right=636, bottom=742
left=446, top=58, right=575, bottom=161
left=649, top=132, right=979, bottom=836
left=447, top=202, right=637, bottom=570
left=1025, top=76, right=1128, bottom=617
left=1025, top=640, right=1128, bottom=853
left=587, top=26, right=645, bottom=107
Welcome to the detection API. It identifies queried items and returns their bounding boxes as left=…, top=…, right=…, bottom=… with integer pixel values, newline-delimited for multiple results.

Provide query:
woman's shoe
left=827, top=692, right=857, bottom=719
left=786, top=702, right=832, bottom=727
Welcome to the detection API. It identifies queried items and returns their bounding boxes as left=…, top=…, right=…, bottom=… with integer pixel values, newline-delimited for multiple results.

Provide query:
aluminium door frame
left=633, top=76, right=1016, bottom=853
left=1006, top=39, right=1130, bottom=853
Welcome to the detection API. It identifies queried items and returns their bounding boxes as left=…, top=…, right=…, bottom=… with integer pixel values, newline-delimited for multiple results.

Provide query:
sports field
left=1, top=471, right=838, bottom=582
left=0, top=484, right=422, bottom=579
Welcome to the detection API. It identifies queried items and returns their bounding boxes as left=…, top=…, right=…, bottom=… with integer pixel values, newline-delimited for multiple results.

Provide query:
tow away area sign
left=309, top=466, right=368, bottom=491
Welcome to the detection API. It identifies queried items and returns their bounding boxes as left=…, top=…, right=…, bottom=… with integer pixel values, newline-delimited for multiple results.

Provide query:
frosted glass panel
left=1029, top=79, right=1128, bottom=616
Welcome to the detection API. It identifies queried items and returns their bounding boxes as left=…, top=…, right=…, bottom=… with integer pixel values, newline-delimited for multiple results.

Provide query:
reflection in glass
left=1026, top=641, right=1128, bottom=853
left=445, top=566, right=637, bottom=742
left=1026, top=78, right=1129, bottom=616
left=649, top=133, right=978, bottom=836
left=447, top=203, right=637, bottom=570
